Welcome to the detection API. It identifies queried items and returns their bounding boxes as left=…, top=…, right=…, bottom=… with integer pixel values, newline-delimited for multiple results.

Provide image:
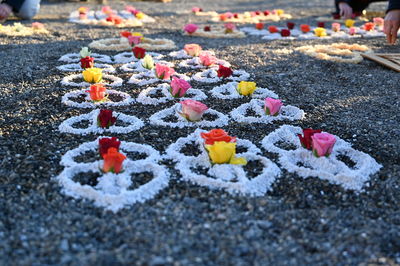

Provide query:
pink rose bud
left=192, top=7, right=202, bottom=13
left=32, top=22, right=44, bottom=29
left=184, top=23, right=198, bottom=34
left=170, top=77, right=191, bottom=98
left=155, top=64, right=175, bottom=80
left=183, top=43, right=202, bottom=57
left=373, top=17, right=384, bottom=26
left=311, top=132, right=336, bottom=157
left=101, top=6, right=114, bottom=14
left=349, top=27, right=356, bottom=35
left=264, top=98, right=283, bottom=116
left=199, top=51, right=217, bottom=66
left=127, top=35, right=142, bottom=46
left=179, top=100, right=208, bottom=121
left=125, top=5, right=136, bottom=13
left=224, top=23, right=236, bottom=31
left=332, top=23, right=341, bottom=32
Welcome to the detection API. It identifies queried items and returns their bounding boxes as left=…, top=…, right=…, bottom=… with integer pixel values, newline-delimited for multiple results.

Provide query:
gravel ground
left=1, top=0, right=399, bottom=265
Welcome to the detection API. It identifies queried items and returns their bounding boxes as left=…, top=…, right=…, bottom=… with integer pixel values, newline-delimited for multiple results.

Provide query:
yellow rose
left=205, top=141, right=247, bottom=165
left=243, top=12, right=251, bottom=18
left=345, top=19, right=355, bottom=28
left=275, top=9, right=284, bottom=16
left=82, top=68, right=103, bottom=83
left=237, top=81, right=257, bottom=96
left=314, top=27, right=327, bottom=37
left=136, top=12, right=145, bottom=20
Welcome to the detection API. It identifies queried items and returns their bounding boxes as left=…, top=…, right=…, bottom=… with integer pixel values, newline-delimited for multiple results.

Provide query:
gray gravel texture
left=0, top=0, right=399, bottom=265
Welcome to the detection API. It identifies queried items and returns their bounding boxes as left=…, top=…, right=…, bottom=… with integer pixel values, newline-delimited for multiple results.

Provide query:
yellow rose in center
left=136, top=12, right=145, bottom=20
left=237, top=81, right=257, bottom=96
left=314, top=27, right=327, bottom=37
left=82, top=68, right=103, bottom=84
left=345, top=19, right=355, bottom=28
left=275, top=9, right=284, bottom=16
left=205, top=141, right=247, bottom=165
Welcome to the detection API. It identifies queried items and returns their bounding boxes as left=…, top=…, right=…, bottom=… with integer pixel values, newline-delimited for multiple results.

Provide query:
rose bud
left=233, top=13, right=239, bottom=19
left=348, top=27, right=356, bottom=35
left=332, top=13, right=341, bottom=19
left=314, top=27, right=327, bottom=37
left=255, top=23, right=264, bottom=30
left=192, top=7, right=202, bottom=13
left=155, top=64, right=175, bottom=80
left=132, top=46, right=146, bottom=59
left=78, top=7, right=88, bottom=14
left=101, top=6, right=113, bottom=15
left=219, top=14, right=228, bottom=21
left=364, top=22, right=375, bottom=31
left=99, top=137, right=121, bottom=158
left=31, top=22, right=44, bottom=30
left=184, top=23, right=198, bottom=34
left=300, top=24, right=311, bottom=33
left=136, top=12, right=145, bottom=19
left=205, top=141, right=246, bottom=165
left=311, top=132, right=336, bottom=158
left=170, top=77, right=191, bottom=98
left=264, top=98, right=283, bottom=116
left=102, top=147, right=126, bottom=174
left=224, top=23, right=236, bottom=33
left=317, top=22, right=325, bottom=28
left=183, top=43, right=202, bottom=57
left=80, top=47, right=91, bottom=58
left=127, top=35, right=142, bottom=46
left=255, top=11, right=262, bottom=15
left=80, top=56, right=94, bottom=69
left=268, top=26, right=279, bottom=33
left=345, top=19, right=355, bottom=28
left=217, top=65, right=233, bottom=79
left=237, top=81, right=257, bottom=96
left=373, top=17, right=384, bottom=26
left=275, top=9, right=284, bottom=15
left=120, top=31, right=131, bottom=38
left=280, top=29, right=291, bottom=37
left=263, top=10, right=270, bottom=16
left=250, top=11, right=257, bottom=17
left=97, top=109, right=117, bottom=129
left=287, top=22, right=295, bottom=30
left=141, top=54, right=155, bottom=70
left=82, top=67, right=102, bottom=84
left=331, top=22, right=341, bottom=32
left=199, top=51, right=217, bottom=66
left=86, top=84, right=107, bottom=101
left=178, top=100, right=208, bottom=122
left=204, top=26, right=211, bottom=32
left=297, top=128, right=322, bottom=150
left=201, top=129, right=236, bottom=145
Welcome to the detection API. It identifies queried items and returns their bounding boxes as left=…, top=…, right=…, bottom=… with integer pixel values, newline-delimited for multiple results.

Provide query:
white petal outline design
left=164, top=129, right=280, bottom=196
left=61, top=74, right=123, bottom=87
left=260, top=125, right=382, bottom=191
left=230, top=99, right=305, bottom=124
left=149, top=103, right=229, bottom=128
left=61, top=88, right=134, bottom=109
left=56, top=161, right=169, bottom=212
left=113, top=51, right=163, bottom=64
left=60, top=137, right=161, bottom=168
left=192, top=68, right=250, bottom=83
left=136, top=83, right=207, bottom=105
left=210, top=82, right=279, bottom=100
left=58, top=53, right=113, bottom=64
left=57, top=63, right=116, bottom=73
left=128, top=71, right=190, bottom=86
left=59, top=109, right=144, bottom=135
left=178, top=57, right=231, bottom=69
left=120, top=60, right=174, bottom=73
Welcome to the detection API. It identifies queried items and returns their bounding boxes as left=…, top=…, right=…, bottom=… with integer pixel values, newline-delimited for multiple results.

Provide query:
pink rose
left=101, top=6, right=114, bottom=15
left=311, top=132, right=336, bottom=157
left=184, top=24, right=198, bottom=34
left=373, top=17, right=384, bottom=26
left=348, top=27, right=356, bottom=35
left=264, top=98, right=283, bottom=116
left=155, top=64, right=175, bottom=80
left=332, top=23, right=341, bottom=32
left=125, top=5, right=136, bottom=13
left=127, top=35, right=142, bottom=46
left=184, top=44, right=202, bottom=57
left=192, top=7, right=202, bottom=13
left=224, top=23, right=236, bottom=33
left=32, top=22, right=44, bottom=29
left=199, top=51, right=217, bottom=66
left=170, top=77, right=191, bottom=97
left=179, top=100, right=208, bottom=121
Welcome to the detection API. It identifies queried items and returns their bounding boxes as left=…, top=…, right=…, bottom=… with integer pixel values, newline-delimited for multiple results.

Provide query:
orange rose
left=86, top=84, right=107, bottom=101
left=200, top=129, right=236, bottom=145
left=102, top=147, right=126, bottom=174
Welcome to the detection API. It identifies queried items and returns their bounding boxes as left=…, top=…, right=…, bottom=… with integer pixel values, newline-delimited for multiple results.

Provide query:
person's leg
left=16, top=0, right=41, bottom=19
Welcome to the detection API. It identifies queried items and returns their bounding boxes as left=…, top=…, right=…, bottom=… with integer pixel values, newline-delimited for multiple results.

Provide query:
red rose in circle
left=217, top=65, right=233, bottom=79
left=264, top=10, right=270, bottom=16
left=99, top=137, right=121, bottom=158
left=287, top=22, right=295, bottom=30
left=201, top=129, right=236, bottom=145
left=120, top=31, right=131, bottom=38
left=255, top=23, right=264, bottom=30
left=204, top=26, right=211, bottom=31
left=268, top=26, right=279, bottom=33
left=233, top=13, right=239, bottom=19
left=280, top=29, right=291, bottom=37
left=80, top=56, right=94, bottom=69
left=317, top=22, right=325, bottom=28
left=132, top=46, right=146, bottom=59
left=297, top=128, right=322, bottom=150
left=97, top=109, right=117, bottom=129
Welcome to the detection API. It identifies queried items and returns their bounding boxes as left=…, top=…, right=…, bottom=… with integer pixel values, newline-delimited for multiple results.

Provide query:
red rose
left=255, top=23, right=264, bottom=30
left=99, top=137, right=121, bottom=158
left=317, top=22, right=325, bottom=28
left=332, top=13, right=341, bottom=19
left=280, top=29, right=291, bottom=37
left=268, top=26, right=279, bottom=33
left=97, top=109, right=117, bottom=129
left=106, top=15, right=123, bottom=25
left=263, top=10, right=270, bottom=16
left=217, top=65, right=233, bottom=79
left=233, top=13, right=239, bottom=19
left=287, top=22, right=295, bottom=30
left=120, top=31, right=131, bottom=38
left=132, top=46, right=146, bottom=59
left=255, top=11, right=261, bottom=15
left=297, top=128, right=322, bottom=150
left=201, top=129, right=236, bottom=145
left=204, top=26, right=211, bottom=31
left=80, top=56, right=94, bottom=69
